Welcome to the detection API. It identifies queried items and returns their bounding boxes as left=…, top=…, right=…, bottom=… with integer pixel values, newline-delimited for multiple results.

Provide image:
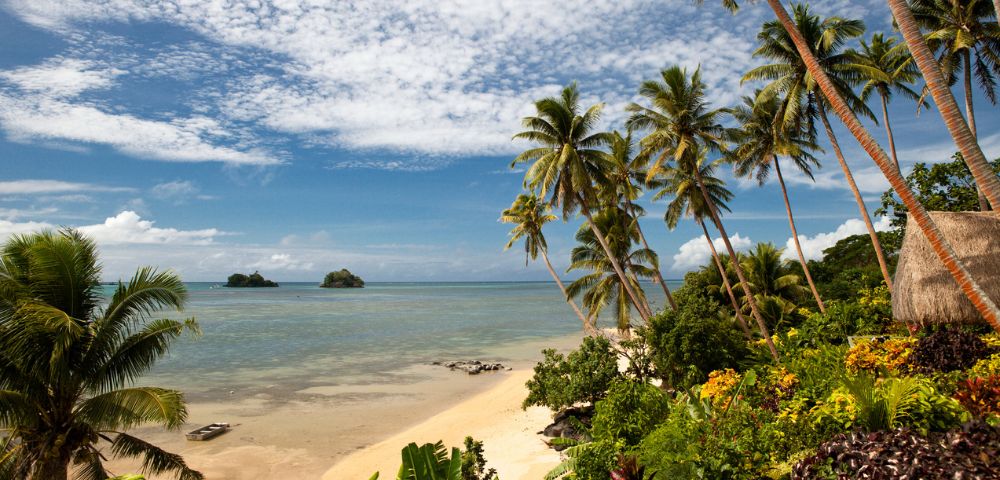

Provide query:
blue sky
left=0, top=0, right=998, bottom=282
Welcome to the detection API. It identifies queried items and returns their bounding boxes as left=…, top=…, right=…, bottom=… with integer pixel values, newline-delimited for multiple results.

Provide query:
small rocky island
left=320, top=269, right=365, bottom=288
left=225, top=271, right=278, bottom=287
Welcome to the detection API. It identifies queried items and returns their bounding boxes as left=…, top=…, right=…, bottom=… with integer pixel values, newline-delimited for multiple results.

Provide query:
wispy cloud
left=0, top=179, right=133, bottom=195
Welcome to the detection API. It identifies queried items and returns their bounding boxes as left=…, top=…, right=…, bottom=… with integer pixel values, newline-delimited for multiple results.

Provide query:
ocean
left=137, top=281, right=677, bottom=399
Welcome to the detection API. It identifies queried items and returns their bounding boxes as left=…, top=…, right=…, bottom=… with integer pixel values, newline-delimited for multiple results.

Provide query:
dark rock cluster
left=432, top=360, right=511, bottom=375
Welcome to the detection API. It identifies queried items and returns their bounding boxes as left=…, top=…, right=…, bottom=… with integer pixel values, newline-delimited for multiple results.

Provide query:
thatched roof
left=893, top=211, right=1000, bottom=325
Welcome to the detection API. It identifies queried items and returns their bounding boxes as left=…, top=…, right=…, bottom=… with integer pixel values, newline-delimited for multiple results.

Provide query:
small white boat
left=185, top=422, right=231, bottom=441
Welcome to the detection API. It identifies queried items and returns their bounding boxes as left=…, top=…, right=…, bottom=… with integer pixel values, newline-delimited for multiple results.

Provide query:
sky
left=0, top=0, right=998, bottom=282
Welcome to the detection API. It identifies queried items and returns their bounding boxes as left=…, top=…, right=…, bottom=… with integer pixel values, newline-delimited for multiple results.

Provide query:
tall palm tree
left=742, top=4, right=896, bottom=292
left=729, top=91, right=827, bottom=313
left=512, top=83, right=651, bottom=321
left=653, top=156, right=753, bottom=338
left=0, top=230, right=202, bottom=480
left=605, top=130, right=678, bottom=310
left=501, top=194, right=595, bottom=334
left=847, top=33, right=926, bottom=171
left=566, top=207, right=655, bottom=333
left=627, top=66, right=780, bottom=361
left=709, top=0, right=1000, bottom=330
left=625, top=66, right=727, bottom=182
left=887, top=0, right=1000, bottom=211
left=910, top=0, right=1000, bottom=210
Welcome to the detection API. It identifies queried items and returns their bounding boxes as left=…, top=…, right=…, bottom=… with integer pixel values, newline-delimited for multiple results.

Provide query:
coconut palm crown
left=500, top=194, right=557, bottom=266
left=0, top=230, right=202, bottom=480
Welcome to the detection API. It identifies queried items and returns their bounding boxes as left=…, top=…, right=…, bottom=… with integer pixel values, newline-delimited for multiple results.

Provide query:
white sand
left=322, top=369, right=561, bottom=480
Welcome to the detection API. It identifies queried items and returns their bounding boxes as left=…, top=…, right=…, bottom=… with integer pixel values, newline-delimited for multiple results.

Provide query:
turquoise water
left=140, top=281, right=677, bottom=398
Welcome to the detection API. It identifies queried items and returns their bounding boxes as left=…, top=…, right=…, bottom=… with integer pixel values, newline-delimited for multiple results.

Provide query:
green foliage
left=460, top=437, right=497, bottom=480
left=225, top=271, right=278, bottom=287
left=806, top=233, right=900, bottom=302
left=564, top=440, right=619, bottom=480
left=644, top=292, right=749, bottom=388
left=523, top=336, right=620, bottom=411
left=395, top=441, right=462, bottom=480
left=0, top=230, right=202, bottom=480
left=321, top=269, right=365, bottom=288
left=591, top=380, right=671, bottom=447
left=877, top=154, right=1000, bottom=228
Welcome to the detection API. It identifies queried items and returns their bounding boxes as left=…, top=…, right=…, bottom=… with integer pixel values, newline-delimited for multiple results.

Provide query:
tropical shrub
left=969, top=352, right=1000, bottom=379
left=812, top=375, right=967, bottom=435
left=460, top=436, right=498, bottom=480
left=373, top=441, right=462, bottom=480
left=910, top=328, right=993, bottom=374
left=699, top=369, right=742, bottom=407
left=953, top=376, right=1000, bottom=421
left=591, top=380, right=671, bottom=447
left=793, top=421, right=1000, bottom=479
left=523, top=336, right=620, bottom=411
left=643, top=292, right=749, bottom=388
left=844, top=337, right=915, bottom=374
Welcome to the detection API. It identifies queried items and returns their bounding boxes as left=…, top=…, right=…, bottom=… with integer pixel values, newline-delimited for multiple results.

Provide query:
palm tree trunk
left=880, top=93, right=901, bottom=172
left=766, top=0, right=1000, bottom=331
left=817, top=102, right=894, bottom=291
left=773, top=156, right=826, bottom=313
left=31, top=455, right=68, bottom=480
left=962, top=49, right=990, bottom=211
left=578, top=194, right=651, bottom=321
left=886, top=0, right=999, bottom=211
left=626, top=199, right=678, bottom=310
left=700, top=218, right=753, bottom=339
left=994, top=0, right=1000, bottom=27
left=693, top=167, right=780, bottom=361
left=541, top=249, right=596, bottom=335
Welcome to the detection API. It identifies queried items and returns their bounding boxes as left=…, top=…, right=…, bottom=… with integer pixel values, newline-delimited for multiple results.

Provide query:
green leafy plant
left=814, top=375, right=967, bottom=435
left=523, top=336, right=620, bottom=411
left=460, top=437, right=497, bottom=480
left=591, top=380, right=671, bottom=447
left=395, top=441, right=462, bottom=480
left=643, top=292, right=749, bottom=388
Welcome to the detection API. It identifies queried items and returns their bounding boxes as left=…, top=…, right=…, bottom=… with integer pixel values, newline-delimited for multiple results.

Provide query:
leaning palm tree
left=628, top=66, right=779, bottom=361
left=729, top=90, right=827, bottom=313
left=501, top=194, right=595, bottom=334
left=847, top=33, right=926, bottom=171
left=0, top=230, right=202, bottom=480
left=910, top=0, right=1000, bottom=209
left=704, top=0, right=1000, bottom=331
left=652, top=156, right=753, bottom=338
left=604, top=130, right=678, bottom=310
left=566, top=207, right=655, bottom=333
left=887, top=0, right=1000, bottom=211
left=743, top=4, right=896, bottom=291
left=512, top=83, right=651, bottom=320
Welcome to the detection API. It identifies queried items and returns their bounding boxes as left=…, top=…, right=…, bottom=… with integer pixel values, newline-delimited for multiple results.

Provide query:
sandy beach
left=103, top=334, right=579, bottom=480
left=323, top=369, right=561, bottom=480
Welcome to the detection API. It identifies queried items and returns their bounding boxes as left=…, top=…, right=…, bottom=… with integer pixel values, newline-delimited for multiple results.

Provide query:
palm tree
left=847, top=33, right=926, bottom=171
left=887, top=0, right=1000, bottom=211
left=910, top=0, right=1000, bottom=210
left=743, top=4, right=896, bottom=293
left=653, top=156, right=754, bottom=338
left=605, top=130, right=678, bottom=310
left=0, top=230, right=202, bottom=480
left=729, top=90, right=827, bottom=313
left=625, top=66, right=727, bottom=182
left=566, top=207, right=655, bottom=333
left=711, top=0, right=1000, bottom=330
left=737, top=243, right=810, bottom=331
left=627, top=66, right=780, bottom=361
left=512, top=83, right=651, bottom=321
left=501, top=194, right=595, bottom=334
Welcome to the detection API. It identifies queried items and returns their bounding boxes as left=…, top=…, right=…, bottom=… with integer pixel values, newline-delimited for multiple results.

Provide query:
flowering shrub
left=700, top=369, right=740, bottom=407
left=844, top=337, right=915, bottom=373
left=953, top=375, right=1000, bottom=420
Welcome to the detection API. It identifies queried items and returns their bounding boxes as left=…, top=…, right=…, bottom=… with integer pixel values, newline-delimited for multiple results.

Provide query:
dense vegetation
left=321, top=269, right=365, bottom=288
left=225, top=271, right=279, bottom=287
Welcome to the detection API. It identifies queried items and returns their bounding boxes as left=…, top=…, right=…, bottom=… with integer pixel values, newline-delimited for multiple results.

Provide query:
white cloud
left=0, top=179, right=133, bottom=195
left=0, top=58, right=121, bottom=97
left=671, top=233, right=752, bottom=273
left=77, top=211, right=222, bottom=245
left=248, top=253, right=314, bottom=271
left=150, top=180, right=215, bottom=203
left=784, top=215, right=893, bottom=262
left=0, top=219, right=56, bottom=238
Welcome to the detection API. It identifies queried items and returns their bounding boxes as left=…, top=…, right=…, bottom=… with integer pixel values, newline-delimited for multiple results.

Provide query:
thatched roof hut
left=893, top=211, right=1000, bottom=326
